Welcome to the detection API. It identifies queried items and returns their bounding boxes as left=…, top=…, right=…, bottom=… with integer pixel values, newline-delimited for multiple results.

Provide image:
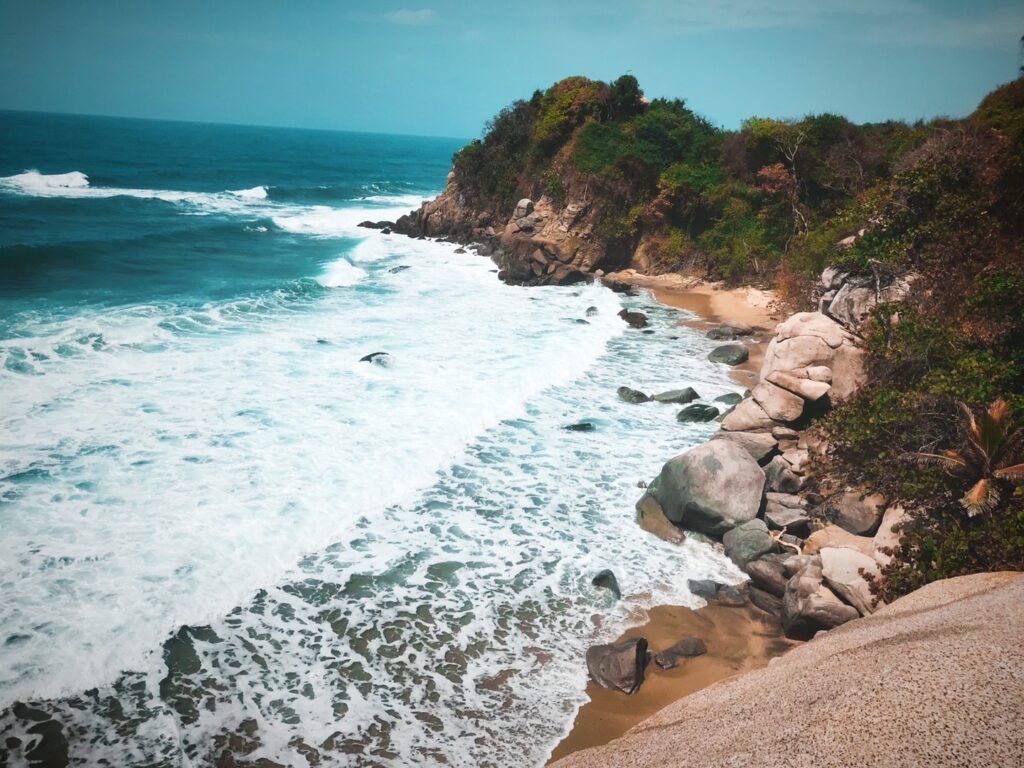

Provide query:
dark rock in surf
left=564, top=421, right=597, bottom=432
left=653, top=387, right=699, bottom=404
left=676, top=404, right=720, bottom=423
left=708, top=344, right=749, bottom=366
left=618, top=386, right=651, bottom=404
left=359, top=352, right=391, bottom=364
left=618, top=309, right=648, bottom=328
left=592, top=569, right=622, bottom=600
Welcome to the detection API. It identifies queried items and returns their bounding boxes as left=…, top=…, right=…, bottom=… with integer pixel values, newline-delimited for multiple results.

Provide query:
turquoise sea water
left=0, top=112, right=744, bottom=766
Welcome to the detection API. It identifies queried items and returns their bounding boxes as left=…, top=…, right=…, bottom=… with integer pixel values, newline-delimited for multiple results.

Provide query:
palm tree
left=909, top=400, right=1024, bottom=517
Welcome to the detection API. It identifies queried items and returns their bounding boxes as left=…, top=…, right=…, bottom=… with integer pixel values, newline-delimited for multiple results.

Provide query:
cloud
left=383, top=8, right=438, bottom=26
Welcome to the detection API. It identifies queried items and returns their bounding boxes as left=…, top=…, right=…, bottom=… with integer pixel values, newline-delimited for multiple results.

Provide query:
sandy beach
left=548, top=272, right=790, bottom=764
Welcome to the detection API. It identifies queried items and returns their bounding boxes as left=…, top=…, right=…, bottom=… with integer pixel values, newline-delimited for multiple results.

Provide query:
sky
left=1, top=0, right=1022, bottom=139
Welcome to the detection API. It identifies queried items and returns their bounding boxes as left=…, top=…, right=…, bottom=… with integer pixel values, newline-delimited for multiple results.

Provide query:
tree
left=609, top=74, right=644, bottom=122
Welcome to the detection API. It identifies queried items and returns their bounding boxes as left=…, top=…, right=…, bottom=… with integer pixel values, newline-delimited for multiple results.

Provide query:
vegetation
left=451, top=75, right=1024, bottom=597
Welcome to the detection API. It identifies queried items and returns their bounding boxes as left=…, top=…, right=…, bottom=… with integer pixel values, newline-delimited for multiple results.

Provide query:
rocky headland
left=383, top=73, right=1024, bottom=767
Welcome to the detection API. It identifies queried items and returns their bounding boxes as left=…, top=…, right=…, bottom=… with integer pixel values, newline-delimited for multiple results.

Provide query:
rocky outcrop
left=552, top=573, right=1024, bottom=768
left=819, top=547, right=882, bottom=616
left=781, top=555, right=861, bottom=640
left=645, top=440, right=766, bottom=538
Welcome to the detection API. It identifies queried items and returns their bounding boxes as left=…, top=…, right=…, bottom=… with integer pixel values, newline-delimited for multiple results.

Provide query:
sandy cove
left=548, top=273, right=788, bottom=764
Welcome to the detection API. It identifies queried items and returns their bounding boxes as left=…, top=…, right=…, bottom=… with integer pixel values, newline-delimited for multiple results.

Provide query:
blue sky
left=1, top=1, right=1021, bottom=138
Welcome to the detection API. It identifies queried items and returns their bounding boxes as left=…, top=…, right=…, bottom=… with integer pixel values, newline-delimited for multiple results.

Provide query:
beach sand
left=548, top=271, right=791, bottom=765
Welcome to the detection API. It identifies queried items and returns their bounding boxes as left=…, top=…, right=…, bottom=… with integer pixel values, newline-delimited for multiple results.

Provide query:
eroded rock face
left=586, top=638, right=649, bottom=694
left=782, top=557, right=860, bottom=640
left=649, top=441, right=766, bottom=538
left=819, top=547, right=882, bottom=616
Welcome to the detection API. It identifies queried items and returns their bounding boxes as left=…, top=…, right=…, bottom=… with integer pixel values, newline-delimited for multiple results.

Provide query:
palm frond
left=977, top=407, right=1006, bottom=460
left=993, top=424, right=1024, bottom=466
left=961, top=478, right=1000, bottom=518
left=958, top=401, right=981, bottom=443
left=993, top=463, right=1024, bottom=484
left=987, top=399, right=1010, bottom=428
left=907, top=451, right=973, bottom=477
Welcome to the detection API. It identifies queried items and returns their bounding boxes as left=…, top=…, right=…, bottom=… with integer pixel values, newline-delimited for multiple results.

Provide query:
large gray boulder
left=720, top=398, right=775, bottom=432
left=653, top=387, right=699, bottom=404
left=649, top=440, right=766, bottom=538
left=765, top=455, right=802, bottom=494
left=708, top=344, right=749, bottom=366
left=744, top=553, right=790, bottom=597
left=752, top=381, right=806, bottom=422
left=723, top=519, right=778, bottom=569
left=586, top=638, right=648, bottom=694
left=782, top=557, right=860, bottom=640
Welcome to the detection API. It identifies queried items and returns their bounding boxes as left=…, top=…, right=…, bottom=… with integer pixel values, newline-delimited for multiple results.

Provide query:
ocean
left=0, top=111, right=744, bottom=767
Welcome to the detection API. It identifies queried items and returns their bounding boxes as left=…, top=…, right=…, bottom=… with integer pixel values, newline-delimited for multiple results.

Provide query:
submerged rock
left=359, top=352, right=390, bottom=364
left=564, top=421, right=597, bottom=432
left=617, top=386, right=652, bottom=404
left=592, top=569, right=622, bottom=600
left=676, top=404, right=720, bottom=423
left=653, top=387, right=699, bottom=404
left=586, top=638, right=649, bottom=694
left=618, top=309, right=648, bottom=328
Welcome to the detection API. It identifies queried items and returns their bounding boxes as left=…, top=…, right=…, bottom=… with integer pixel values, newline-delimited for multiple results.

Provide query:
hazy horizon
left=2, top=0, right=1022, bottom=139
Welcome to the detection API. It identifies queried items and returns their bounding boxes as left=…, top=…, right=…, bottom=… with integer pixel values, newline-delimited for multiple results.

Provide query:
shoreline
left=548, top=273, right=789, bottom=764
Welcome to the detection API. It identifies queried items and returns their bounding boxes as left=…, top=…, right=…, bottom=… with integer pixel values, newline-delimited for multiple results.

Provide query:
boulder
left=635, top=491, right=687, bottom=545
left=720, top=398, right=775, bottom=432
left=649, top=440, right=766, bottom=538
left=513, top=198, right=534, bottom=218
left=821, top=266, right=849, bottom=291
left=707, top=326, right=737, bottom=341
left=744, top=553, right=790, bottom=597
left=677, top=404, right=720, bottom=423
left=708, top=344, right=749, bottom=366
left=749, top=586, right=784, bottom=617
left=723, top=519, right=778, bottom=569
left=585, top=306, right=599, bottom=317
left=873, top=504, right=907, bottom=567
left=592, top=569, right=622, bottom=600
left=803, top=525, right=875, bottom=558
left=766, top=491, right=806, bottom=508
left=653, top=637, right=708, bottom=669
left=773, top=312, right=854, bottom=349
left=686, top=579, right=720, bottom=601
left=764, top=370, right=832, bottom=402
left=653, top=387, right=699, bottom=404
left=829, top=343, right=867, bottom=402
left=826, top=489, right=886, bottom=536
left=764, top=503, right=811, bottom=537
left=819, top=547, right=882, bottom=616
left=617, top=386, right=651, bottom=404
left=586, top=639, right=648, bottom=694
left=618, top=309, right=648, bottom=328
left=710, top=431, right=779, bottom=464
left=781, top=558, right=860, bottom=640
left=760, top=336, right=833, bottom=376
left=765, top=455, right=802, bottom=494
left=751, top=382, right=806, bottom=423
left=782, top=554, right=815, bottom=578
left=715, top=584, right=748, bottom=606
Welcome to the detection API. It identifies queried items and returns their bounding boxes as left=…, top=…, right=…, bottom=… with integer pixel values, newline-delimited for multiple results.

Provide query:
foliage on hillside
left=452, top=74, right=1024, bottom=597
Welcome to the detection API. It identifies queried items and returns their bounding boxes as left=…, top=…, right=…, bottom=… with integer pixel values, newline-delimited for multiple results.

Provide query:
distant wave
left=230, top=185, right=268, bottom=200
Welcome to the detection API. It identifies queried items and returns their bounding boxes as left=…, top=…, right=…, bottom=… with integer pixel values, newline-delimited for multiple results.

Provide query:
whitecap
left=231, top=185, right=268, bottom=200
left=317, top=258, right=368, bottom=287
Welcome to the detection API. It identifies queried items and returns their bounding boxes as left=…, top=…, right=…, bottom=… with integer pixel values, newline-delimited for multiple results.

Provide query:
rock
left=706, top=326, right=737, bottom=341
left=766, top=491, right=806, bottom=508
left=821, top=266, right=849, bottom=291
left=513, top=198, right=534, bottom=218
left=677, top=404, right=720, bottom=423
left=618, top=309, right=648, bottom=328
left=357, top=220, right=395, bottom=230
left=751, top=382, right=806, bottom=423
left=635, top=492, right=687, bottom=545
left=586, top=638, right=648, bottom=694
left=710, top=431, right=779, bottom=464
left=764, top=370, right=832, bottom=401
left=744, top=554, right=790, bottom=597
left=773, top=312, right=854, bottom=349
left=359, top=351, right=390, bottom=364
left=654, top=637, right=708, bottom=669
left=687, top=579, right=720, bottom=601
left=819, top=547, right=882, bottom=616
left=873, top=504, right=907, bottom=567
left=829, top=343, right=867, bottom=402
left=804, top=525, right=875, bottom=558
left=649, top=441, right=766, bottom=538
left=720, top=398, right=775, bottom=432
left=653, top=387, right=699, bottom=404
left=618, top=386, right=651, bottom=404
left=708, top=344, right=749, bottom=366
left=780, top=446, right=810, bottom=474
left=715, top=584, right=748, bottom=606
left=750, top=586, right=784, bottom=617
left=782, top=558, right=860, bottom=640
left=771, top=425, right=800, bottom=441
left=723, top=519, right=778, bottom=569
left=764, top=503, right=810, bottom=538
left=826, top=489, right=886, bottom=536
left=714, top=392, right=745, bottom=406
left=783, top=554, right=815, bottom=577
left=761, top=335, right=833, bottom=375
left=564, top=421, right=597, bottom=432
left=765, top=455, right=802, bottom=494
left=592, top=569, right=622, bottom=600
left=585, top=306, right=599, bottom=317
